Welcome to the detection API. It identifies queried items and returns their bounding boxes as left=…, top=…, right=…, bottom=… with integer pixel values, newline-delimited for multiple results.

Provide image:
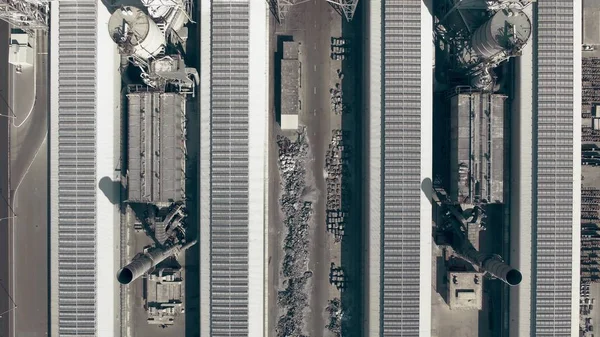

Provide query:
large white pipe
left=117, top=239, right=197, bottom=284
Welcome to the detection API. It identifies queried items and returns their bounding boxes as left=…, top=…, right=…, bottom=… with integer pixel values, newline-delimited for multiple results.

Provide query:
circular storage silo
left=471, top=9, right=532, bottom=60
left=108, top=6, right=165, bottom=60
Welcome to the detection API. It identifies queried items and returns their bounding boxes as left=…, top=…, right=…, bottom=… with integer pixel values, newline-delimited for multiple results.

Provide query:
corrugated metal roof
left=126, top=92, right=185, bottom=203
left=533, top=1, right=574, bottom=335
left=210, top=1, right=250, bottom=335
left=382, top=1, right=422, bottom=335
left=56, top=1, right=97, bottom=336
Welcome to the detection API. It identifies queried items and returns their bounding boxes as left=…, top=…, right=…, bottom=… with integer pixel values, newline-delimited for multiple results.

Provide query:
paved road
left=11, top=31, right=48, bottom=190
left=301, top=3, right=335, bottom=335
left=0, top=20, right=12, bottom=337
left=9, top=30, right=49, bottom=337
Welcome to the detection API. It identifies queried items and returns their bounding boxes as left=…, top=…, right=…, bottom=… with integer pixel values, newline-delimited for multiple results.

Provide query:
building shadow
left=99, top=176, right=125, bottom=206
left=274, top=35, right=293, bottom=126
left=100, top=0, right=145, bottom=14
left=184, top=5, right=200, bottom=335
left=338, top=3, right=363, bottom=337
left=436, top=255, right=449, bottom=304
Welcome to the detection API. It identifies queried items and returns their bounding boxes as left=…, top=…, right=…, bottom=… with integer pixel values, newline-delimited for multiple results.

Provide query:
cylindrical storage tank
left=108, top=6, right=165, bottom=60
left=471, top=9, right=532, bottom=59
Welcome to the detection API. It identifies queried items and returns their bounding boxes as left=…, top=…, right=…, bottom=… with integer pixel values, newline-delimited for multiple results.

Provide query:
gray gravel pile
left=276, top=129, right=313, bottom=337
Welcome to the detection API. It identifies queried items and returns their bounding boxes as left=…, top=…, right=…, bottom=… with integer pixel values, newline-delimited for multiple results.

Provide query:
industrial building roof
left=209, top=1, right=251, bottom=335
left=281, top=59, right=300, bottom=117
left=283, top=41, right=299, bottom=59
left=200, top=2, right=267, bottom=335
left=51, top=1, right=98, bottom=336
left=379, top=0, right=432, bottom=335
left=127, top=92, right=186, bottom=204
left=450, top=92, right=505, bottom=204
left=532, top=1, right=579, bottom=335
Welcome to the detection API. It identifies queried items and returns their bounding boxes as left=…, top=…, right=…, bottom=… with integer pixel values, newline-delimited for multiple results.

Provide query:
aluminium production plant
left=0, top=0, right=580, bottom=336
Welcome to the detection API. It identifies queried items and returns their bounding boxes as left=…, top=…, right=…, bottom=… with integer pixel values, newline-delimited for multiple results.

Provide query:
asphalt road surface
left=9, top=30, right=49, bottom=337
left=0, top=20, right=12, bottom=337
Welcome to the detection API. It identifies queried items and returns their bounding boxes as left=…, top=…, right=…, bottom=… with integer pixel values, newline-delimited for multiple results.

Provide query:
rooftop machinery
left=433, top=184, right=522, bottom=287
left=435, top=0, right=532, bottom=90
left=0, top=0, right=48, bottom=33
left=107, top=4, right=198, bottom=94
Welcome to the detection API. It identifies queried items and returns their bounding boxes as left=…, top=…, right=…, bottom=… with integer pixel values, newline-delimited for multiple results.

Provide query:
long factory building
left=199, top=0, right=268, bottom=336
left=365, top=0, right=433, bottom=335
left=530, top=2, right=581, bottom=335
left=509, top=1, right=581, bottom=337
left=49, top=1, right=119, bottom=336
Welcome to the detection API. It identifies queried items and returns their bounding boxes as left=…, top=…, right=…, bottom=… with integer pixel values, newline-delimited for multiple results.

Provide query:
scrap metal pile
left=583, top=127, right=600, bottom=144
left=582, top=187, right=600, bottom=282
left=276, top=128, right=313, bottom=337
left=329, top=262, right=347, bottom=291
left=581, top=282, right=596, bottom=336
left=330, top=37, right=351, bottom=61
left=325, top=130, right=351, bottom=242
left=330, top=77, right=350, bottom=115
left=583, top=58, right=600, bottom=118
left=325, top=298, right=343, bottom=336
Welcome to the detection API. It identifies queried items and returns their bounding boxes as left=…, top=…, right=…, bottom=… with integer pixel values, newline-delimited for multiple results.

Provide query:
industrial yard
left=0, top=0, right=582, bottom=336
left=580, top=1, right=600, bottom=335
left=268, top=1, right=364, bottom=336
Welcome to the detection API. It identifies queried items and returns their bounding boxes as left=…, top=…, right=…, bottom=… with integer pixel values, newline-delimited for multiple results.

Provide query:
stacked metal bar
left=533, top=0, right=575, bottom=335
left=382, top=0, right=422, bottom=334
left=56, top=1, right=97, bottom=335
left=210, top=0, right=250, bottom=335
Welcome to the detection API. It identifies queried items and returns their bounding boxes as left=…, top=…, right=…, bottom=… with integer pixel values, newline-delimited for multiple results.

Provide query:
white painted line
left=313, top=87, right=316, bottom=94
left=14, top=133, right=47, bottom=195
left=313, top=65, right=316, bottom=72
left=13, top=40, right=37, bottom=129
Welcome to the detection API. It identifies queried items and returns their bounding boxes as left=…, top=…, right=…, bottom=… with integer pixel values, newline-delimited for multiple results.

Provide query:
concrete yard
left=581, top=165, right=600, bottom=334
left=268, top=1, right=364, bottom=336
left=0, top=20, right=12, bottom=337
left=584, top=0, right=600, bottom=58
left=9, top=29, right=49, bottom=337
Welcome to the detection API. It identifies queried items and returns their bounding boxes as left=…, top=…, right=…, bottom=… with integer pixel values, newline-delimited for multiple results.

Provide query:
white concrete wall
left=365, top=0, right=382, bottom=335
left=420, top=1, right=434, bottom=335
left=248, top=1, right=268, bottom=336
left=96, top=4, right=119, bottom=336
left=509, top=5, right=533, bottom=336
left=49, top=3, right=59, bottom=337
left=199, top=0, right=212, bottom=335
left=573, top=0, right=582, bottom=335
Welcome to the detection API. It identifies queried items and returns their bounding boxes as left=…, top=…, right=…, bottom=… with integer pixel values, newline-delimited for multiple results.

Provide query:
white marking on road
left=14, top=132, right=47, bottom=195
left=13, top=40, right=38, bottom=128
left=313, top=109, right=316, bottom=116
left=313, top=87, right=316, bottom=94
left=314, top=65, right=316, bottom=72
left=11, top=133, right=47, bottom=328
